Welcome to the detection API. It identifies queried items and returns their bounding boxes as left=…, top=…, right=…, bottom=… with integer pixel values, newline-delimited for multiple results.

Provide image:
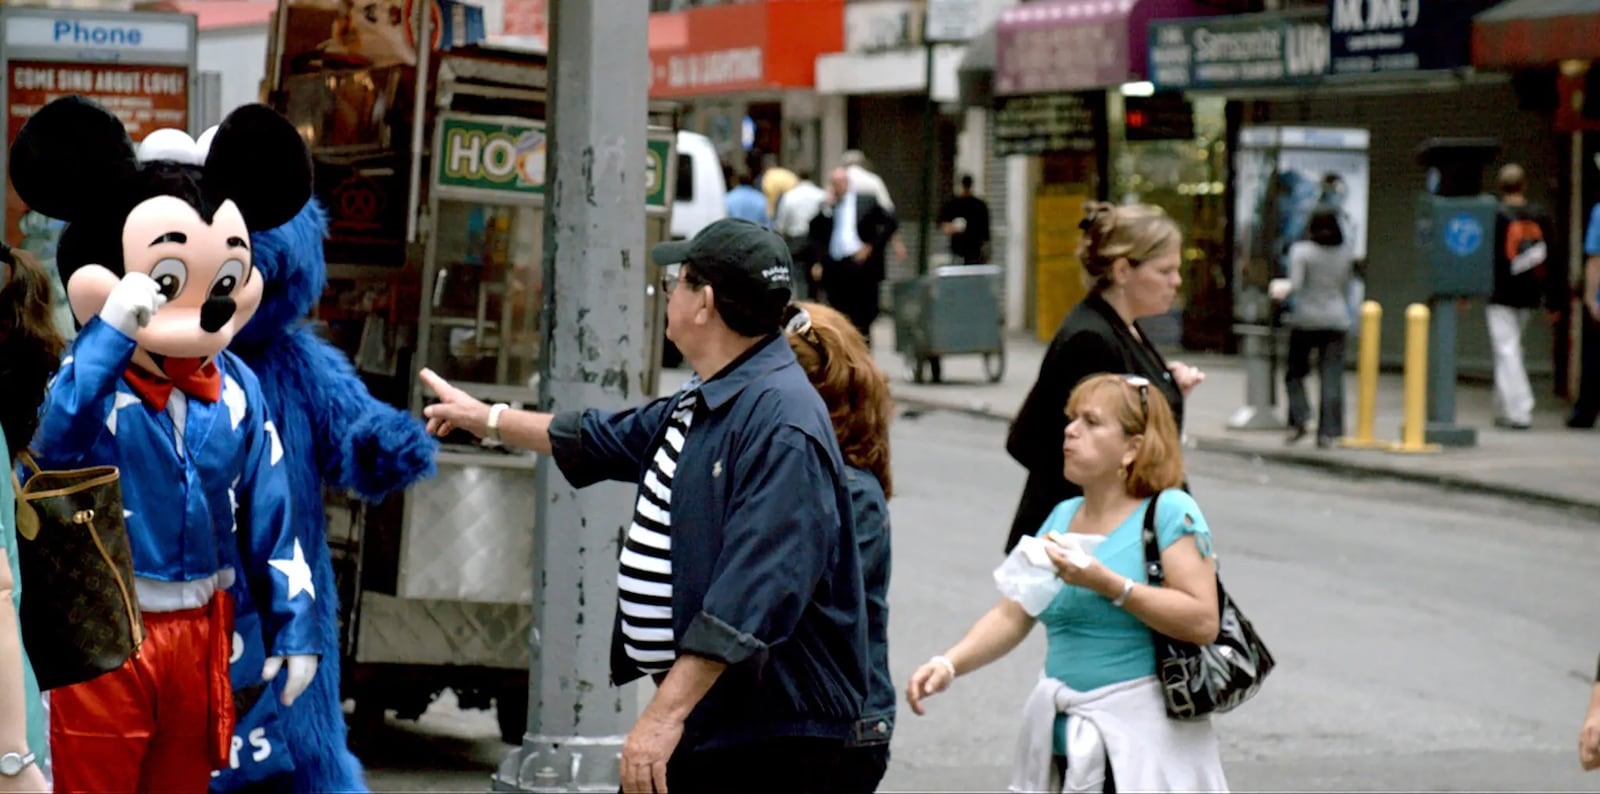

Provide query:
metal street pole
left=917, top=39, right=936, bottom=277
left=492, top=0, right=648, bottom=790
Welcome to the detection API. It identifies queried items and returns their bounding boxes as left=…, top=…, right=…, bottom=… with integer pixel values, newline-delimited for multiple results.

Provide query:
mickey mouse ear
left=9, top=95, right=137, bottom=223
left=205, top=104, right=311, bottom=232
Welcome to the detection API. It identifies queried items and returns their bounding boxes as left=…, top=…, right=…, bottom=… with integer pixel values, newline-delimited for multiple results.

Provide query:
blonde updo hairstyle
left=1078, top=202, right=1182, bottom=294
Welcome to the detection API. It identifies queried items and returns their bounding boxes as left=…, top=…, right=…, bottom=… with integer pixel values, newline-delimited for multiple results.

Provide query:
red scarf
left=124, top=358, right=221, bottom=410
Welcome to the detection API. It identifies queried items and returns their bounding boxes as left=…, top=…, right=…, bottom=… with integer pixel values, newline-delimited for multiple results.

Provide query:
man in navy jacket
left=419, top=218, right=867, bottom=793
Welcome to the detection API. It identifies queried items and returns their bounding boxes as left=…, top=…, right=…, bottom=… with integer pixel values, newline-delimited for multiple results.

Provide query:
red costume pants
left=51, top=594, right=235, bottom=793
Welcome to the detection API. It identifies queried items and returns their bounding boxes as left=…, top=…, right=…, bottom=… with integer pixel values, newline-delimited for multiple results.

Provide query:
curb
left=894, top=396, right=1600, bottom=515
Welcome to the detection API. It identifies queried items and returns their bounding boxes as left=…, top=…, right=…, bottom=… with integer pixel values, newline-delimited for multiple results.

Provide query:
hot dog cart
left=265, top=4, right=675, bottom=743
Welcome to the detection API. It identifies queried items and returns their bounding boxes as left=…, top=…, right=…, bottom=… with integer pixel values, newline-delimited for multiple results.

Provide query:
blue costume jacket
left=28, top=316, right=317, bottom=783
left=219, top=200, right=437, bottom=794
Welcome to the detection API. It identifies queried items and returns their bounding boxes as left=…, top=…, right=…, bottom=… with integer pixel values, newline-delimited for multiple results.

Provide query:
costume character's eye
left=210, top=259, right=245, bottom=298
left=151, top=258, right=188, bottom=300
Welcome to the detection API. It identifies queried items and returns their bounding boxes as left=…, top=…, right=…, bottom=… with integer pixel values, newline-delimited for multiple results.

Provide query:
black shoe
left=1568, top=414, right=1597, bottom=429
left=1285, top=425, right=1308, bottom=445
left=1492, top=418, right=1532, bottom=431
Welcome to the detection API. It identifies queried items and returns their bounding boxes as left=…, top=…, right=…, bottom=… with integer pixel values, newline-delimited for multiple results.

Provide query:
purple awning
left=995, top=0, right=1220, bottom=96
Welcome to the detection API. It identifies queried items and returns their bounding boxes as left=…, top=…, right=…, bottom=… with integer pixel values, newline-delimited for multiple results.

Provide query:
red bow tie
left=124, top=359, right=222, bottom=411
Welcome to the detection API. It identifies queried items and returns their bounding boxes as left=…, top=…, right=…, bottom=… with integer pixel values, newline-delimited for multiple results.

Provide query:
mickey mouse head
left=9, top=95, right=311, bottom=369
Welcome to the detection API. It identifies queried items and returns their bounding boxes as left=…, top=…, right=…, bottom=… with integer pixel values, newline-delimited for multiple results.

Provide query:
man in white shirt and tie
left=808, top=167, right=898, bottom=341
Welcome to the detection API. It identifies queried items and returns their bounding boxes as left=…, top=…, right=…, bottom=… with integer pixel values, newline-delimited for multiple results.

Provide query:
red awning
left=646, top=0, right=843, bottom=99
left=994, top=0, right=1221, bottom=96
left=1473, top=0, right=1600, bottom=68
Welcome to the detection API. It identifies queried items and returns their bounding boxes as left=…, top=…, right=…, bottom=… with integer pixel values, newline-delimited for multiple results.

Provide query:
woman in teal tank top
left=906, top=374, right=1227, bottom=791
left=0, top=241, right=66, bottom=790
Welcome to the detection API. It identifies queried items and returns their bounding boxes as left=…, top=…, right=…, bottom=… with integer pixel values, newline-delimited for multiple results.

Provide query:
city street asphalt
left=361, top=408, right=1600, bottom=792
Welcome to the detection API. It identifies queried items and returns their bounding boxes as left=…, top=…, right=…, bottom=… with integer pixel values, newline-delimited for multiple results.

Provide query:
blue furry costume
left=219, top=201, right=436, bottom=793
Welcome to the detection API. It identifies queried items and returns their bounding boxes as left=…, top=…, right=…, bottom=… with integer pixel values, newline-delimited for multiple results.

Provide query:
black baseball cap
left=651, top=217, right=793, bottom=304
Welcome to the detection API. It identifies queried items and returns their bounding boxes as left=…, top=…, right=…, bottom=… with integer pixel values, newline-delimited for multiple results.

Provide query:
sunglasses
left=1123, top=375, right=1151, bottom=423
left=783, top=305, right=829, bottom=368
left=660, top=263, right=701, bottom=294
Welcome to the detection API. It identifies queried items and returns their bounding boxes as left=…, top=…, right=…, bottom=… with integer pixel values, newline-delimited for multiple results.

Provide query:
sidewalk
left=868, top=320, right=1600, bottom=513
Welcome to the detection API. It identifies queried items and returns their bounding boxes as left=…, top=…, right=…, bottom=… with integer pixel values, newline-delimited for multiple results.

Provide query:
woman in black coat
left=1003, top=202, right=1207, bottom=552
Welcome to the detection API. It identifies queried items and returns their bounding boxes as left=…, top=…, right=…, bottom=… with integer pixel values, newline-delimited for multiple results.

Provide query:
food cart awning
left=1472, top=0, right=1600, bottom=68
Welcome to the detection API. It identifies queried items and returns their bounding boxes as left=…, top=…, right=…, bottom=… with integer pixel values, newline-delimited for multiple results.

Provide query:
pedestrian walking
left=907, top=374, right=1228, bottom=793
left=784, top=300, right=895, bottom=793
left=1280, top=208, right=1356, bottom=447
left=809, top=167, right=899, bottom=342
left=420, top=218, right=868, bottom=794
left=0, top=241, right=64, bottom=793
left=725, top=163, right=770, bottom=228
left=1567, top=201, right=1600, bottom=429
left=938, top=174, right=991, bottom=265
left=773, top=171, right=829, bottom=300
left=1487, top=164, right=1561, bottom=430
left=1004, top=202, right=1204, bottom=554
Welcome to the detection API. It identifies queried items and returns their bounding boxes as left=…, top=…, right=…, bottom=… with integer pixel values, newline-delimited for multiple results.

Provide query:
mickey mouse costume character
left=220, top=199, right=438, bottom=794
left=9, top=95, right=320, bottom=793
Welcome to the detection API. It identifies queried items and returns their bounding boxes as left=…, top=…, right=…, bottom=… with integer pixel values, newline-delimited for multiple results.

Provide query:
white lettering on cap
left=762, top=264, right=792, bottom=285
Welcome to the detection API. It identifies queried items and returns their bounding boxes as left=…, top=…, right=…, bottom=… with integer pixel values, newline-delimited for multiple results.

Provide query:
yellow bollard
left=1390, top=302, right=1441, bottom=454
left=1339, top=301, right=1386, bottom=449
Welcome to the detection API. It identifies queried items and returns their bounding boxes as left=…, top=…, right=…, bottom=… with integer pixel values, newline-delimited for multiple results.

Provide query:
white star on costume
left=106, top=392, right=143, bottom=436
left=48, top=356, right=72, bottom=390
left=263, top=421, right=284, bottom=466
left=268, top=539, right=316, bottom=601
left=223, top=375, right=247, bottom=430
left=123, top=510, right=133, bottom=520
left=228, top=476, right=241, bottom=533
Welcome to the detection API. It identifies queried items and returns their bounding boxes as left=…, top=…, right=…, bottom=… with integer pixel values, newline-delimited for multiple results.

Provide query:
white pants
left=1486, top=304, right=1533, bottom=424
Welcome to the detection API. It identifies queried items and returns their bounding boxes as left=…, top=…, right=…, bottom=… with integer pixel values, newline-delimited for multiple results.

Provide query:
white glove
left=98, top=272, right=167, bottom=337
left=261, top=654, right=319, bottom=707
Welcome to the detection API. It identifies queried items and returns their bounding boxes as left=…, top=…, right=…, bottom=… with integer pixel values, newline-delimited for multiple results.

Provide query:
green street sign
left=438, top=115, right=674, bottom=209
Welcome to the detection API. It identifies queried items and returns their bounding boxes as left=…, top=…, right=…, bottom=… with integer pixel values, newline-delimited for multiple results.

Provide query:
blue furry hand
left=348, top=409, right=437, bottom=500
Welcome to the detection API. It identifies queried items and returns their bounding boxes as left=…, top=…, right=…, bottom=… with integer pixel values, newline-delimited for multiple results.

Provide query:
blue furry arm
left=286, top=326, right=437, bottom=501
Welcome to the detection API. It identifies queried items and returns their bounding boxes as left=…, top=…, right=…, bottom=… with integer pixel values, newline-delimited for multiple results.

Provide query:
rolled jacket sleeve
left=548, top=399, right=673, bottom=488
left=680, top=426, right=841, bottom=669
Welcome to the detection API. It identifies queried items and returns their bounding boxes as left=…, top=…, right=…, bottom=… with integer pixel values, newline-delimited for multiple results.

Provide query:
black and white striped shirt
left=617, top=387, right=699, bottom=673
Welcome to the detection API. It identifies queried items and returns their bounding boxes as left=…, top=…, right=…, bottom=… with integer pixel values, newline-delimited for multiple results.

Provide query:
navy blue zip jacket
left=548, top=334, right=868, bottom=750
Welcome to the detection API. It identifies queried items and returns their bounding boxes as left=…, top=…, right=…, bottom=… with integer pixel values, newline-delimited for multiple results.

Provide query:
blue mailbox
left=1413, top=137, right=1499, bottom=447
left=1416, top=194, right=1497, bottom=297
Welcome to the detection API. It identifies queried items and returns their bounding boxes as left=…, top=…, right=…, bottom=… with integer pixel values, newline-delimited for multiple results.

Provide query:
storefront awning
left=994, top=0, right=1220, bottom=96
left=647, top=0, right=843, bottom=100
left=1473, top=0, right=1600, bottom=68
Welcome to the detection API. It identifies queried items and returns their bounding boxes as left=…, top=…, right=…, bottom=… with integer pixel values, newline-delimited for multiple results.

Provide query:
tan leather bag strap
left=16, top=451, right=39, bottom=478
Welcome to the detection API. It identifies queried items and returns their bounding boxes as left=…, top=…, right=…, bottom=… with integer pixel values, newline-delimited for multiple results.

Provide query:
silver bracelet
left=929, top=654, right=957, bottom=679
left=1111, top=577, right=1135, bottom=608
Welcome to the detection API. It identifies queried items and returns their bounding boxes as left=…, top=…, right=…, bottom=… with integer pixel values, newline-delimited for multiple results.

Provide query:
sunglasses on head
left=783, top=304, right=829, bottom=368
left=1123, top=375, right=1150, bottom=423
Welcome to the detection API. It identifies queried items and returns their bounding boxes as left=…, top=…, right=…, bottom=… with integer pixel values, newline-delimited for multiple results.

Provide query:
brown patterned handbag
left=13, top=452, right=144, bottom=690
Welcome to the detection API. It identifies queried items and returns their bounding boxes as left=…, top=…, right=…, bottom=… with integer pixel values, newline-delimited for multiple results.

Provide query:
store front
left=647, top=0, right=842, bottom=176
left=991, top=0, right=1222, bottom=345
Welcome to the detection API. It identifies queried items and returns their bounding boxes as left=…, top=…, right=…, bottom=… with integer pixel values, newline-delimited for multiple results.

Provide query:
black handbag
left=13, top=452, right=144, bottom=691
left=1140, top=493, right=1274, bottom=720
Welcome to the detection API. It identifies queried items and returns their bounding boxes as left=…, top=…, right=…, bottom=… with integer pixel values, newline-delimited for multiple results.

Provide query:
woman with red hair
left=784, top=301, right=895, bottom=792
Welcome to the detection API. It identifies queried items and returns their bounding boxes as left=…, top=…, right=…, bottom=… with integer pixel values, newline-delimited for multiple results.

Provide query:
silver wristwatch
left=0, top=751, right=35, bottom=777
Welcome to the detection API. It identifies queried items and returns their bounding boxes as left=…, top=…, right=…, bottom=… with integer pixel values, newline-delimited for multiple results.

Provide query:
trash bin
left=891, top=264, right=1005, bottom=384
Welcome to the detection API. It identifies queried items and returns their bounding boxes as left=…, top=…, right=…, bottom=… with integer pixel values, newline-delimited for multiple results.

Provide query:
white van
left=670, top=130, right=727, bottom=240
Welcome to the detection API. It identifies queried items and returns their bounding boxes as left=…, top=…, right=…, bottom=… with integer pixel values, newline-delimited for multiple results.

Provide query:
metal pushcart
left=890, top=264, right=1005, bottom=384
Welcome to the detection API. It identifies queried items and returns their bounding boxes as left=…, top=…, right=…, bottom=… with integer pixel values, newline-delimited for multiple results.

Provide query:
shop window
left=676, top=154, right=695, bottom=202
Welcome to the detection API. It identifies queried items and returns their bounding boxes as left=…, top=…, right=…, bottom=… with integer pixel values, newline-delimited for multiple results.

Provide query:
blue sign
left=1443, top=213, right=1482, bottom=257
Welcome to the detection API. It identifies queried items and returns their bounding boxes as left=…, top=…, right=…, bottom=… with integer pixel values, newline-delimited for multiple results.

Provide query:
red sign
left=647, top=0, right=842, bottom=99
left=5, top=61, right=190, bottom=245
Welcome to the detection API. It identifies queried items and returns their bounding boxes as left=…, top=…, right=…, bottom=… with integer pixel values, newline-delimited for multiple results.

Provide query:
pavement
left=867, top=319, right=1600, bottom=514
left=361, top=415, right=1600, bottom=791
